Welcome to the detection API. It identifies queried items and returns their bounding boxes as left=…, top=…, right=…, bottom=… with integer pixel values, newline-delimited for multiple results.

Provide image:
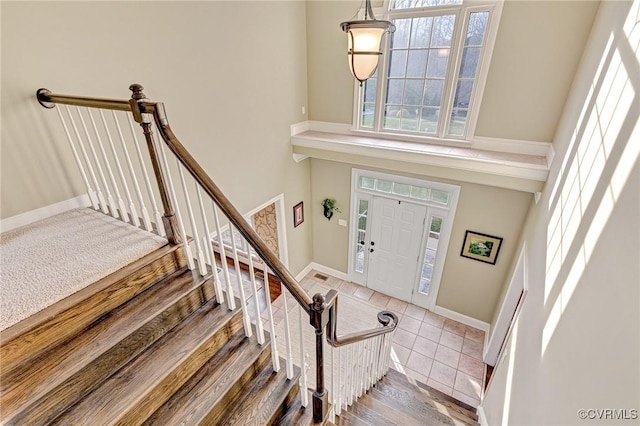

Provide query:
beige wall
left=475, top=0, right=600, bottom=141
left=306, top=0, right=598, bottom=143
left=1, top=1, right=313, bottom=274
left=310, top=158, right=532, bottom=323
left=482, top=0, right=640, bottom=423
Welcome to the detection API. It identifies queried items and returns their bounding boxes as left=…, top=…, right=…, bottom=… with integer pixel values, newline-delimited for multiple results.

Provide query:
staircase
left=1, top=238, right=480, bottom=426
left=0, top=241, right=305, bottom=425
left=2, top=85, right=481, bottom=425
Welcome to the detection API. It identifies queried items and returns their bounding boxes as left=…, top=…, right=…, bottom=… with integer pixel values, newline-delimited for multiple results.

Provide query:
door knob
left=369, top=248, right=374, bottom=253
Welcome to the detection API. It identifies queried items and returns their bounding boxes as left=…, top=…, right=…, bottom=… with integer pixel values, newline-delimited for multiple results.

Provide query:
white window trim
left=351, top=0, right=504, bottom=144
left=348, top=168, right=460, bottom=309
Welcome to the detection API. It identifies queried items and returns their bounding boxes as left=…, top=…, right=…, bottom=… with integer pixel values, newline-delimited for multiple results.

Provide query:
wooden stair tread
left=0, top=242, right=186, bottom=371
left=52, top=298, right=243, bottom=425
left=383, top=369, right=478, bottom=424
left=1, top=268, right=215, bottom=425
left=218, top=358, right=300, bottom=425
left=336, top=399, right=401, bottom=426
left=143, top=329, right=269, bottom=425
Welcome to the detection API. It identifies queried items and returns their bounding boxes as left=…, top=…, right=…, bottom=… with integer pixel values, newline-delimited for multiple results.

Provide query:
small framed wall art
left=293, top=202, right=304, bottom=227
left=460, top=230, right=503, bottom=265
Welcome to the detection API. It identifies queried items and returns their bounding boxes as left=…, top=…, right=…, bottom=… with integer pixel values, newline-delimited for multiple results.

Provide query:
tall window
left=358, top=0, right=501, bottom=140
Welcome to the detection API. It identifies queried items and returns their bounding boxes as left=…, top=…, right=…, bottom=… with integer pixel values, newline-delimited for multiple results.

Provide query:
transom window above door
left=356, top=0, right=503, bottom=142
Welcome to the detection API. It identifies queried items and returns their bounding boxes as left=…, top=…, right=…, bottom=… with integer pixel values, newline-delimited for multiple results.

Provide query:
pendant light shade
left=340, top=0, right=394, bottom=85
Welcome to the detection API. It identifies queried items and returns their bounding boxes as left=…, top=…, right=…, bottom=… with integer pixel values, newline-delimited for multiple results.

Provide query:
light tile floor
left=281, top=270, right=486, bottom=407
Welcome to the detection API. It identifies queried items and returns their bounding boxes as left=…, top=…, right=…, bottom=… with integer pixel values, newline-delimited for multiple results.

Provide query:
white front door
left=366, top=197, right=426, bottom=302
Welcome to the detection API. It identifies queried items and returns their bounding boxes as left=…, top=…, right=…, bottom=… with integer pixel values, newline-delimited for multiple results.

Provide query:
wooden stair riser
left=2, top=275, right=216, bottom=426
left=51, top=300, right=244, bottom=426
left=0, top=244, right=186, bottom=371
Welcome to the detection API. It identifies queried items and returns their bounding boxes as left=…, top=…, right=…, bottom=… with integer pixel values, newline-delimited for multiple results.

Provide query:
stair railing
left=36, top=84, right=398, bottom=423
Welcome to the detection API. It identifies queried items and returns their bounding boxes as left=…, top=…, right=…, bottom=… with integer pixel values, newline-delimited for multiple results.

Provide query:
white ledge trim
left=291, top=120, right=553, bottom=160
left=292, top=131, right=549, bottom=183
left=1, top=195, right=91, bottom=233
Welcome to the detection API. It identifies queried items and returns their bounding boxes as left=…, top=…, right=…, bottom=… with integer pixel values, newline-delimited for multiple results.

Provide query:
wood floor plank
left=51, top=298, right=243, bottom=426
left=1, top=270, right=215, bottom=426
left=142, top=329, right=268, bottom=425
left=0, top=243, right=186, bottom=372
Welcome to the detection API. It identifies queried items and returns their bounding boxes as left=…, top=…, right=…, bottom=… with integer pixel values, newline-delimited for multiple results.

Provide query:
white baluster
left=336, top=346, right=343, bottom=416
left=261, top=258, right=279, bottom=371
left=330, top=344, right=336, bottom=424
left=76, top=107, right=111, bottom=215
left=176, top=163, right=207, bottom=275
left=111, top=111, right=153, bottom=231
left=211, top=203, right=235, bottom=310
left=55, top=107, right=98, bottom=209
left=229, top=224, right=252, bottom=338
left=298, top=304, right=308, bottom=407
left=196, top=187, right=223, bottom=303
left=347, top=343, right=354, bottom=406
left=126, top=115, right=163, bottom=235
left=87, top=110, right=121, bottom=219
left=65, top=106, right=103, bottom=210
left=246, top=247, right=265, bottom=345
left=99, top=110, right=133, bottom=224
left=281, top=288, right=294, bottom=380
left=154, top=133, right=194, bottom=270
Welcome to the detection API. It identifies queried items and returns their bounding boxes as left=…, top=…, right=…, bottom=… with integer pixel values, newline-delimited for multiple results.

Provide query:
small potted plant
left=321, top=198, right=341, bottom=220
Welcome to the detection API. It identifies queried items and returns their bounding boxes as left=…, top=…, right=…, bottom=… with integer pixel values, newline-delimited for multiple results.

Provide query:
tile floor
left=283, top=270, right=486, bottom=408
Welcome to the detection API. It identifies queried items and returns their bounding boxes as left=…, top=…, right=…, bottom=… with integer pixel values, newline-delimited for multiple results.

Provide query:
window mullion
left=437, top=8, right=465, bottom=139
left=374, top=29, right=392, bottom=132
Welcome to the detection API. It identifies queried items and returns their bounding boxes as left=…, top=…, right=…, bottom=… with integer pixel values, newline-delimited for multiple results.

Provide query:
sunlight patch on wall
left=542, top=1, right=639, bottom=355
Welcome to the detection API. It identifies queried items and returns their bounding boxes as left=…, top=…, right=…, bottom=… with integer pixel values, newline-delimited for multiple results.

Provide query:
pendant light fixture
left=340, top=0, right=395, bottom=85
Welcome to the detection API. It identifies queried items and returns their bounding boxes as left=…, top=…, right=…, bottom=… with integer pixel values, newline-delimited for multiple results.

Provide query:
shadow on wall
left=491, top=0, right=640, bottom=423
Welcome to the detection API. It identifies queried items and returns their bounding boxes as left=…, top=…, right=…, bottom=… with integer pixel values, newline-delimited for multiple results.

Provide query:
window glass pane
left=419, top=214, right=443, bottom=295
left=406, top=50, right=428, bottom=78
left=361, top=103, right=374, bottom=128
left=465, top=11, right=489, bottom=46
left=400, top=108, right=419, bottom=131
left=355, top=199, right=369, bottom=273
left=430, top=15, right=455, bottom=48
left=393, top=183, right=412, bottom=196
left=453, top=80, right=473, bottom=108
left=392, top=0, right=462, bottom=9
left=383, top=106, right=402, bottom=129
left=403, top=80, right=423, bottom=105
left=364, top=77, right=377, bottom=103
left=448, top=108, right=467, bottom=136
left=385, top=79, right=404, bottom=104
left=359, top=176, right=376, bottom=189
left=422, top=79, right=443, bottom=107
left=430, top=189, right=450, bottom=204
left=410, top=185, right=430, bottom=200
left=426, top=49, right=450, bottom=78
left=410, top=17, right=432, bottom=48
left=459, top=47, right=481, bottom=78
left=419, top=108, right=439, bottom=133
left=391, top=19, right=411, bottom=49
left=375, top=179, right=394, bottom=192
left=389, top=50, right=408, bottom=78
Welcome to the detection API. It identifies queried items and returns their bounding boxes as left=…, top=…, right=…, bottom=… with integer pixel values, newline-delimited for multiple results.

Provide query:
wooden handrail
left=37, top=89, right=132, bottom=112
left=139, top=100, right=314, bottom=312
left=37, top=85, right=400, bottom=423
left=323, top=290, right=398, bottom=348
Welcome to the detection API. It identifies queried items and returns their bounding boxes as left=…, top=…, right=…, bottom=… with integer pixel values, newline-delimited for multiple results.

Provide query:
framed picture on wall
left=461, top=230, right=503, bottom=265
left=293, top=202, right=304, bottom=227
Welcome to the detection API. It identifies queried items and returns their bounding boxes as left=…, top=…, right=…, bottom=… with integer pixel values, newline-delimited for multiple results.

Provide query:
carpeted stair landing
left=0, top=208, right=166, bottom=331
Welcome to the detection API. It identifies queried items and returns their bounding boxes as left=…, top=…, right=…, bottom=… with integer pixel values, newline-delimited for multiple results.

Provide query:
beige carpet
left=0, top=208, right=166, bottom=331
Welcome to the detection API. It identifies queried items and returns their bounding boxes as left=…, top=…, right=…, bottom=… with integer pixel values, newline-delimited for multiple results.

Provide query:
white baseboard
left=295, top=262, right=348, bottom=282
left=477, top=406, right=488, bottom=426
left=0, top=195, right=91, bottom=233
left=433, top=305, right=490, bottom=332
